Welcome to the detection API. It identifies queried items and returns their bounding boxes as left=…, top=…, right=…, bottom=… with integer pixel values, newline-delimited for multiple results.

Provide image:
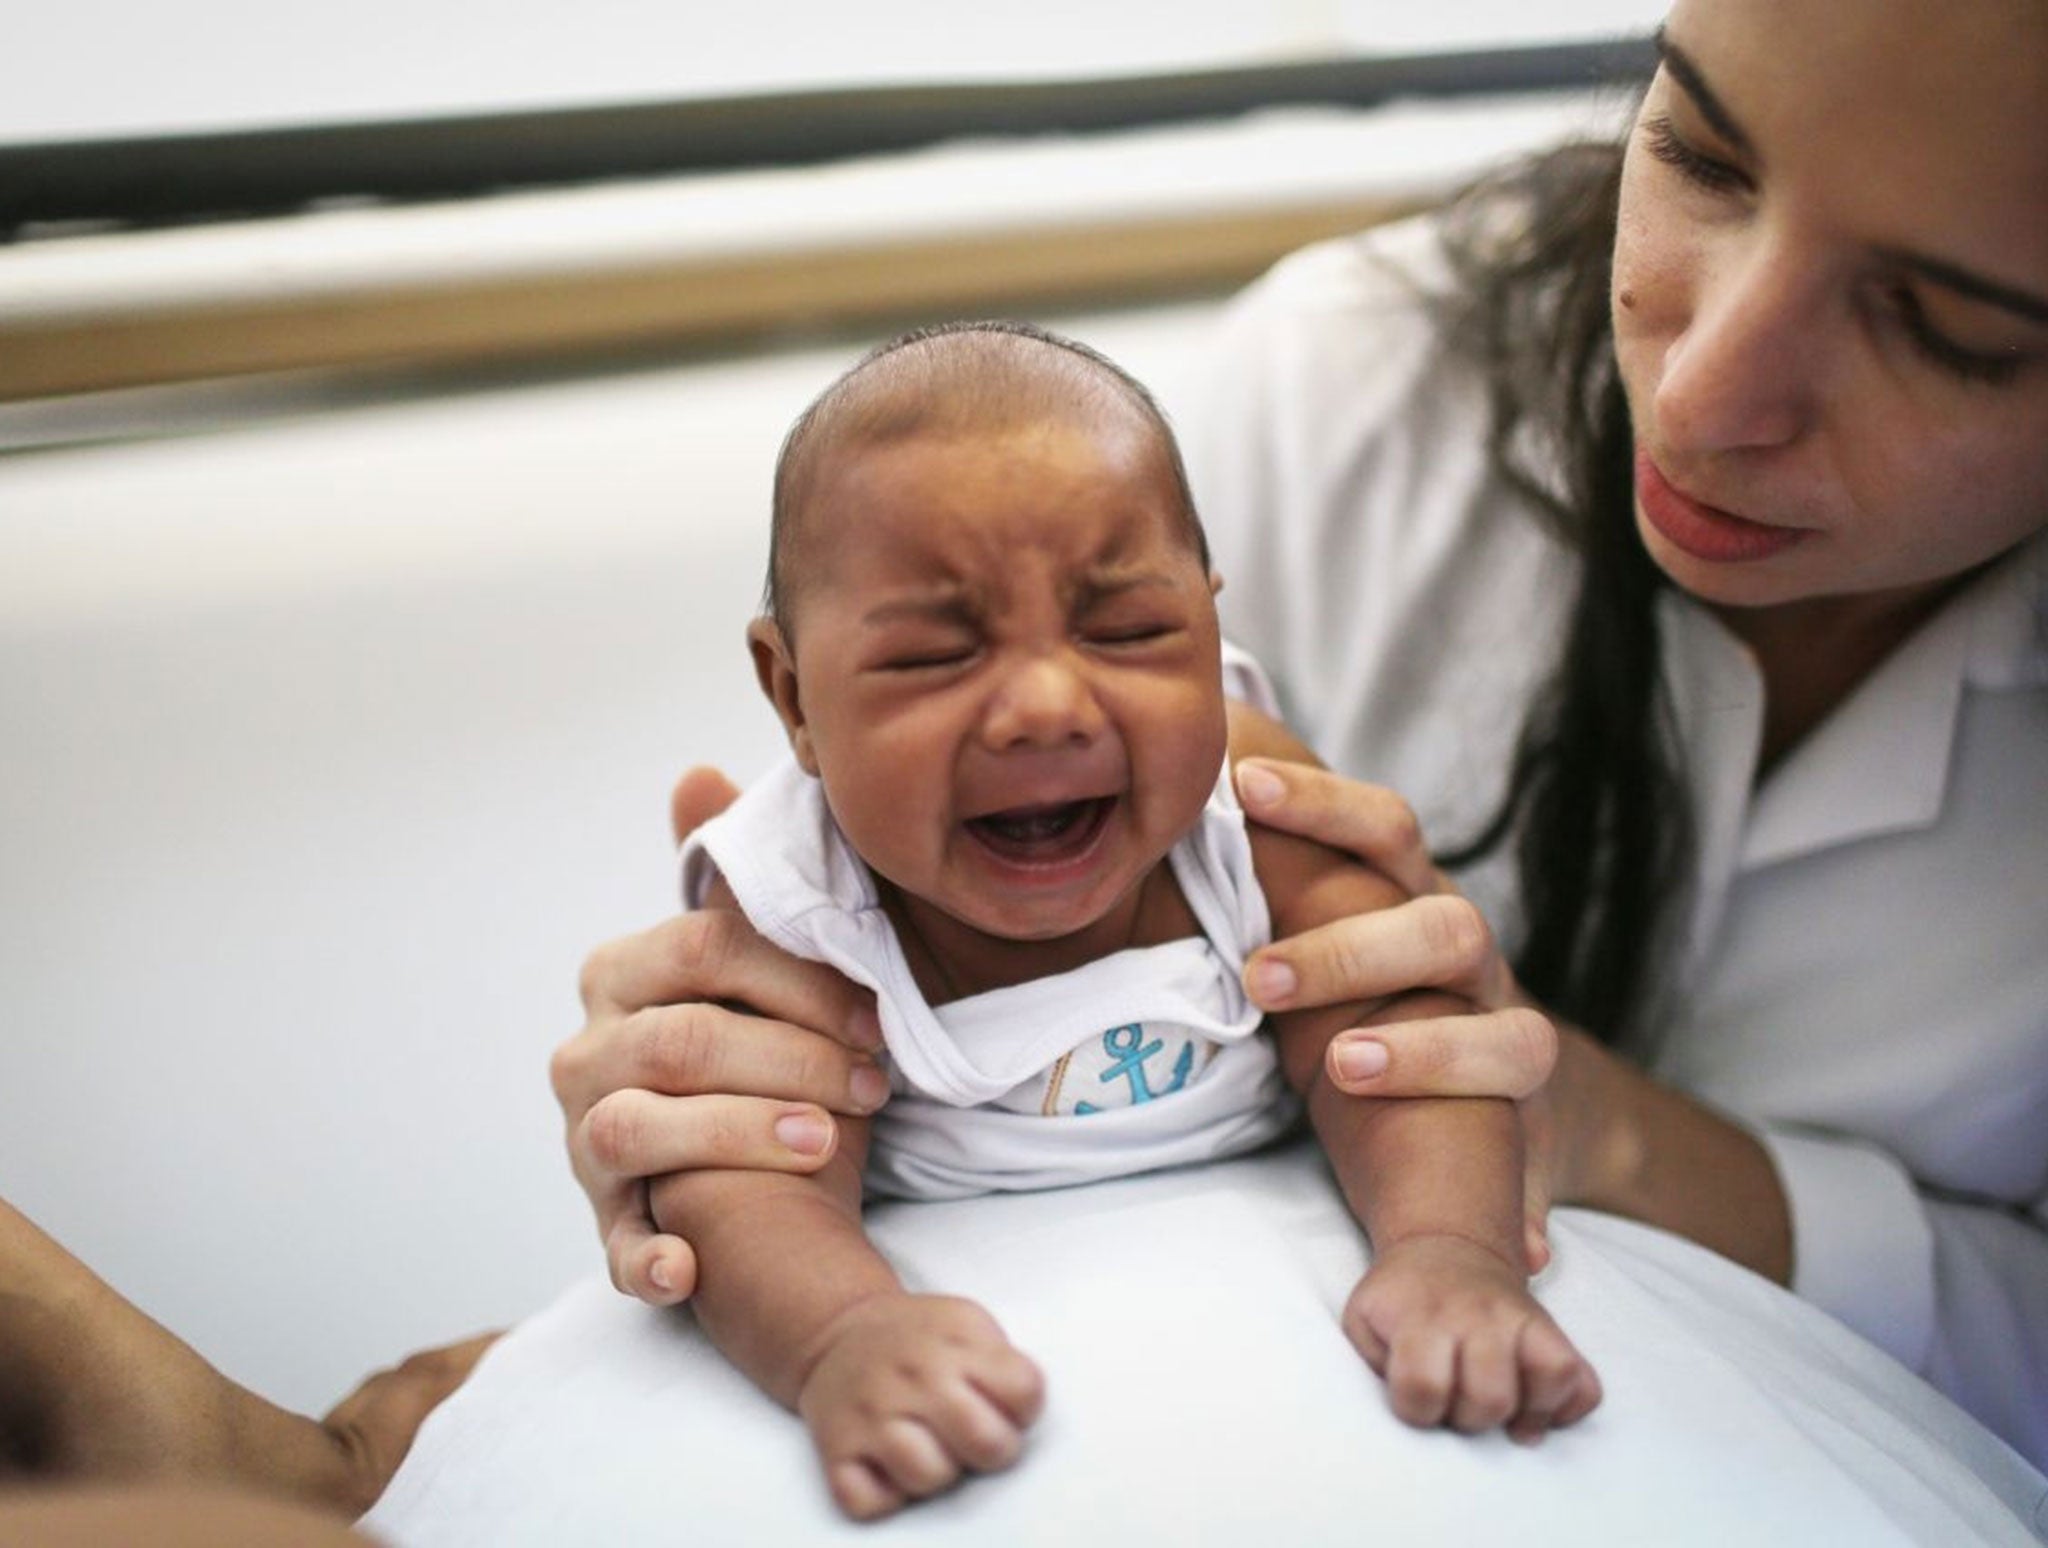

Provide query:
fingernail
left=847, top=1004, right=883, bottom=1052
left=1332, top=1038, right=1390, bottom=1083
left=849, top=1064, right=891, bottom=1112
left=648, top=1259, right=674, bottom=1294
left=773, top=1110, right=834, bottom=1155
left=1236, top=762, right=1284, bottom=811
left=1246, top=958, right=1296, bottom=1006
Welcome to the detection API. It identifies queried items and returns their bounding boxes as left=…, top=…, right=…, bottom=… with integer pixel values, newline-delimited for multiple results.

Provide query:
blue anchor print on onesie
left=1074, top=1023, right=1196, bottom=1114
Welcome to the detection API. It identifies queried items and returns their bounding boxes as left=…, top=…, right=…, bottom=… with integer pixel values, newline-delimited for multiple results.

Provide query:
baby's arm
left=649, top=1069, right=1042, bottom=1519
left=1231, top=707, right=1600, bottom=1443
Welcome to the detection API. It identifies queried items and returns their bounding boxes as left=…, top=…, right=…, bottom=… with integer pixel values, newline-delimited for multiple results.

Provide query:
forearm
left=1312, top=1092, right=1524, bottom=1267
left=1, top=1197, right=238, bottom=1479
left=1279, top=999, right=1523, bottom=1268
left=649, top=1153, right=900, bottom=1408
left=0, top=1199, right=334, bottom=1496
left=1557, top=1028, right=1792, bottom=1284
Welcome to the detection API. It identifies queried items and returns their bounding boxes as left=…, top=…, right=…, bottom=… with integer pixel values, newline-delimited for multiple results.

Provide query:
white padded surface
left=364, top=1144, right=2048, bottom=1547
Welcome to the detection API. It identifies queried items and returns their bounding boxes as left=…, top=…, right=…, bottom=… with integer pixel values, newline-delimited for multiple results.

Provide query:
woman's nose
left=1653, top=238, right=1820, bottom=456
left=980, top=654, right=1105, bottom=749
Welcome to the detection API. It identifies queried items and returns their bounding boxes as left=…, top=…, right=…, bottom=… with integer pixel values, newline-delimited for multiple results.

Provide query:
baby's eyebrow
left=1074, top=569, right=1180, bottom=606
left=859, top=593, right=977, bottom=628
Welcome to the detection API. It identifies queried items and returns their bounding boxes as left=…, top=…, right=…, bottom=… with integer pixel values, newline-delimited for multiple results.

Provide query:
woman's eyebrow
left=1656, top=29, right=2048, bottom=329
left=1886, top=249, right=2048, bottom=326
left=1656, top=30, right=1756, bottom=159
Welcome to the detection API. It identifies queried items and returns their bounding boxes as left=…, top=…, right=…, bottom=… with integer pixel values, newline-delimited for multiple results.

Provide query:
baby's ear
left=747, top=617, right=820, bottom=774
left=1208, top=568, right=1225, bottom=598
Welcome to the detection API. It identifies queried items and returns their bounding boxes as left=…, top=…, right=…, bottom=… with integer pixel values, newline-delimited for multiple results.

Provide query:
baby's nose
left=981, top=655, right=1105, bottom=748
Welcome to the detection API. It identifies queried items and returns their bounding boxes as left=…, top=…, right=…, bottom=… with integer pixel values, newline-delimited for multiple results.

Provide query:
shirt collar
left=1662, top=528, right=2044, bottom=875
left=1960, top=526, right=2048, bottom=693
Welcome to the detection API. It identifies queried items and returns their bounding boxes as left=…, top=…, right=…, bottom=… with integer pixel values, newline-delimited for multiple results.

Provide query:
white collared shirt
left=1191, top=214, right=2048, bottom=1465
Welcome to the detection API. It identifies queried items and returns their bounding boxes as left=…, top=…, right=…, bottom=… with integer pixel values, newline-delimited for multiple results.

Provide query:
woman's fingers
left=556, top=997, right=888, bottom=1125
left=1235, top=759, right=1442, bottom=899
left=1246, top=893, right=1520, bottom=1016
left=1321, top=1006, right=1558, bottom=1100
left=576, top=1092, right=847, bottom=1302
left=1523, top=1214, right=1552, bottom=1277
left=607, top=1214, right=699, bottom=1305
left=577, top=909, right=880, bottom=1050
left=564, top=924, right=881, bottom=1117
left=669, top=764, right=743, bottom=845
left=550, top=765, right=889, bottom=1307
left=576, top=1090, right=845, bottom=1183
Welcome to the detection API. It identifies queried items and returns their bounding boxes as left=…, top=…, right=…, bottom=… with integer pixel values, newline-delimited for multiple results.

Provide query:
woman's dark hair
left=1431, top=138, right=1692, bottom=1046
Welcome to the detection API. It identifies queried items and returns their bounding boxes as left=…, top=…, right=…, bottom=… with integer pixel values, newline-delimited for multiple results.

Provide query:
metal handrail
left=0, top=37, right=1652, bottom=236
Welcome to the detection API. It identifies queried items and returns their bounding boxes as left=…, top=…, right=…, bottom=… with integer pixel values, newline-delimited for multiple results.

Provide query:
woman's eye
left=1884, top=285, right=2026, bottom=388
left=1642, top=115, right=1748, bottom=196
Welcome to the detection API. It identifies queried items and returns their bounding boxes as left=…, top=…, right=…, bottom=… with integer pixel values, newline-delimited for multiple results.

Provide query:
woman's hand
left=1232, top=758, right=1571, bottom=1248
left=1233, top=758, right=1558, bottom=1090
left=1234, top=757, right=1792, bottom=1283
left=553, top=768, right=889, bottom=1305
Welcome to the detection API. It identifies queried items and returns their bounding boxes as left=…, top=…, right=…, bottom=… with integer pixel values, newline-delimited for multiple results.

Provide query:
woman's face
left=1612, top=0, right=2048, bottom=618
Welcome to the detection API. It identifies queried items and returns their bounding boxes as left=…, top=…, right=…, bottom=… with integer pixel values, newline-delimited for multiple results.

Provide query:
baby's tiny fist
left=799, top=1294, right=1044, bottom=1520
left=1340, top=1235, right=1598, bottom=1440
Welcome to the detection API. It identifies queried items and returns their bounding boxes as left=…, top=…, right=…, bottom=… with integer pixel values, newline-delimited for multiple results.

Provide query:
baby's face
left=758, top=414, right=1225, bottom=944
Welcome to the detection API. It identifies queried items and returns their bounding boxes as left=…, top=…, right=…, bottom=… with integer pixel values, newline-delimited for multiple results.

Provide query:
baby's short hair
left=766, top=320, right=1208, bottom=629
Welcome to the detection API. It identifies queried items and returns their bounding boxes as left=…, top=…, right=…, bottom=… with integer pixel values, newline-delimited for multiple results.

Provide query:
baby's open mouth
left=964, top=797, right=1114, bottom=864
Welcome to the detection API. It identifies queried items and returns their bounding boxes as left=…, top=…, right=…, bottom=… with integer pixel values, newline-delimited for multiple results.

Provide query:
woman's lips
left=1635, top=448, right=1809, bottom=564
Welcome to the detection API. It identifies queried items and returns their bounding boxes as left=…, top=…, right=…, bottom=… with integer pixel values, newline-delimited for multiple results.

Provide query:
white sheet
left=363, top=1142, right=2048, bottom=1547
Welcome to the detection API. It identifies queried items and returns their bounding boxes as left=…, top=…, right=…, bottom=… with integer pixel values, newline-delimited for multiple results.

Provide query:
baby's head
left=748, top=321, right=1227, bottom=946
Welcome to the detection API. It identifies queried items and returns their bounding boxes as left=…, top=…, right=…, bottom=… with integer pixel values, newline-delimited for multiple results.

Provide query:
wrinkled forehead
left=776, top=360, right=1203, bottom=623
left=802, top=343, right=1180, bottom=508
left=800, top=410, right=1196, bottom=590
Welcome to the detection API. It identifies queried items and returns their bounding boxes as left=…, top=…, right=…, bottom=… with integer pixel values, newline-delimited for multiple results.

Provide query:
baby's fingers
left=828, top=1459, right=906, bottom=1521
left=926, top=1349, right=1044, bottom=1472
left=976, top=1345, right=1048, bottom=1428
left=1382, top=1329, right=1458, bottom=1430
left=1447, top=1322, right=1523, bottom=1434
left=870, top=1416, right=963, bottom=1500
left=821, top=1417, right=961, bottom=1520
left=1341, top=1296, right=1390, bottom=1375
left=1506, top=1323, right=1603, bottom=1445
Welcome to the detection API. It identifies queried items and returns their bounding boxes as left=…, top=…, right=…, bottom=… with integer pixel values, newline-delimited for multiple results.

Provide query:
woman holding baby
left=557, top=0, right=2048, bottom=1475
left=7, top=0, right=2042, bottom=1540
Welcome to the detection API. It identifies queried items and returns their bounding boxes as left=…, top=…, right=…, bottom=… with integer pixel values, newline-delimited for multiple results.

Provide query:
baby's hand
left=797, top=1293, right=1045, bottom=1520
left=1343, top=1235, right=1601, bottom=1444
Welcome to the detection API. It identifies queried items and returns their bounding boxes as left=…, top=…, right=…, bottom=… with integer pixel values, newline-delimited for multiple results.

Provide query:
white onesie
left=681, top=755, right=1296, bottom=1200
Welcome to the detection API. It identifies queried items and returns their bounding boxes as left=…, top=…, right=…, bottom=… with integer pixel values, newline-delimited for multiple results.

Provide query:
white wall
left=1, top=0, right=1664, bottom=141
left=0, top=41, right=1632, bottom=1419
left=0, top=299, right=1225, bottom=1416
